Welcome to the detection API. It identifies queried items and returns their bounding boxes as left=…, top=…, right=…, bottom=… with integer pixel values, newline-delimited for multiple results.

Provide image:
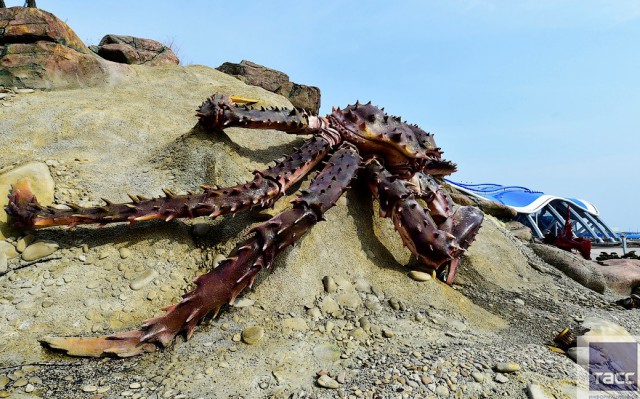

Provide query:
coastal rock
left=445, top=184, right=517, bottom=219
left=95, top=34, right=180, bottom=66
left=505, top=221, right=533, bottom=242
left=0, top=162, right=55, bottom=239
left=0, top=7, right=132, bottom=89
left=596, top=258, right=640, bottom=296
left=217, top=60, right=320, bottom=114
left=531, top=243, right=606, bottom=293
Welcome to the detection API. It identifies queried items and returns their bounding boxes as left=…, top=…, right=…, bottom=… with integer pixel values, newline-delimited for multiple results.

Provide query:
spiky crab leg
left=365, top=160, right=483, bottom=284
left=40, top=143, right=361, bottom=357
left=197, top=93, right=332, bottom=136
left=5, top=137, right=332, bottom=230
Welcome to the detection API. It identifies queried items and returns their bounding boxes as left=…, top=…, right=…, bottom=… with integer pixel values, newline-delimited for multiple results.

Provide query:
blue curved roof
left=446, top=180, right=599, bottom=216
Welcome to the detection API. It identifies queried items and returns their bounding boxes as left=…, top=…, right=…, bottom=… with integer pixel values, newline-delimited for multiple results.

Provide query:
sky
left=16, top=0, right=640, bottom=231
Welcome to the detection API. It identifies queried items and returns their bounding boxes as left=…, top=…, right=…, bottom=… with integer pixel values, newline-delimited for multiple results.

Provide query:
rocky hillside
left=1, top=7, right=640, bottom=399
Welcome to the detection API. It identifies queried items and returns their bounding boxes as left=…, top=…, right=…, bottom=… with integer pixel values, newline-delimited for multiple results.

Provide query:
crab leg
left=40, top=143, right=362, bottom=357
left=197, top=93, right=330, bottom=135
left=5, top=137, right=332, bottom=230
left=365, top=160, right=483, bottom=284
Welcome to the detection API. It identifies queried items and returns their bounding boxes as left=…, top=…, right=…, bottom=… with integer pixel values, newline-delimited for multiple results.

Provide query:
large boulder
left=596, top=258, right=640, bottom=296
left=93, top=34, right=180, bottom=66
left=531, top=243, right=606, bottom=293
left=217, top=60, right=321, bottom=114
left=446, top=184, right=517, bottom=219
left=0, top=7, right=132, bottom=89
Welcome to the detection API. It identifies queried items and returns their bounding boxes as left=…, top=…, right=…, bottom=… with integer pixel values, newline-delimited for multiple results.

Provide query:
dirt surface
left=1, top=65, right=638, bottom=399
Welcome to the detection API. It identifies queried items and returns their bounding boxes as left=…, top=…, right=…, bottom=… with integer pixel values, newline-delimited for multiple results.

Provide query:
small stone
left=495, top=374, right=509, bottom=383
left=349, top=328, right=367, bottom=340
left=471, top=372, right=485, bottom=383
left=0, top=254, right=6, bottom=274
left=382, top=329, right=394, bottom=338
left=212, top=254, right=226, bottom=268
left=322, top=276, right=337, bottom=293
left=129, top=383, right=141, bottom=389
left=421, top=375, right=432, bottom=385
left=119, top=248, right=131, bottom=259
left=306, top=307, right=322, bottom=320
left=514, top=298, right=525, bottom=306
left=241, top=326, right=264, bottom=345
left=317, top=375, right=339, bottom=389
left=16, top=89, right=34, bottom=94
left=130, top=269, right=158, bottom=290
left=354, top=278, right=371, bottom=293
left=325, top=321, right=334, bottom=333
left=435, top=385, right=449, bottom=396
left=232, top=298, right=254, bottom=308
left=41, top=299, right=54, bottom=308
left=495, top=362, right=521, bottom=373
left=13, top=379, right=27, bottom=387
left=408, top=270, right=432, bottom=282
left=0, top=242, right=19, bottom=259
left=25, top=384, right=34, bottom=393
left=0, top=391, right=9, bottom=398
left=281, top=317, right=308, bottom=331
left=320, top=296, right=342, bottom=317
left=0, top=377, right=8, bottom=389
left=336, top=371, right=346, bottom=384
left=21, top=241, right=58, bottom=261
left=389, top=297, right=400, bottom=310
left=313, top=343, right=341, bottom=361
left=15, top=235, right=34, bottom=252
left=98, top=252, right=109, bottom=260
left=336, top=292, right=362, bottom=309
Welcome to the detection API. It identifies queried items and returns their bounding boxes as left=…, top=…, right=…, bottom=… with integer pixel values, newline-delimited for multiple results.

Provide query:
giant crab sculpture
left=6, top=94, right=484, bottom=357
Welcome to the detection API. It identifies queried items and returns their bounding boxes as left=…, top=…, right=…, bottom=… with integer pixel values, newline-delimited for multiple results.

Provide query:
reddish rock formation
left=0, top=7, right=131, bottom=89
left=94, top=34, right=179, bottom=66
left=217, top=60, right=321, bottom=114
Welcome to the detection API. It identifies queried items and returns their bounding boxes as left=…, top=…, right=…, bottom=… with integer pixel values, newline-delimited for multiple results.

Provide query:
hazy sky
left=22, top=1, right=640, bottom=231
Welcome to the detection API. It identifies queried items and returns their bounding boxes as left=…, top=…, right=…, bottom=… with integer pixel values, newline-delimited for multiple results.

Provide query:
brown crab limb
left=197, top=93, right=329, bottom=135
left=5, top=137, right=332, bottom=230
left=365, top=161, right=483, bottom=284
left=40, top=143, right=362, bottom=357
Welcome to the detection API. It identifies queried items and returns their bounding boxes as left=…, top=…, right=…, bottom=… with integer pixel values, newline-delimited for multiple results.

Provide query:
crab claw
left=5, top=179, right=40, bottom=230
left=40, top=331, right=157, bottom=358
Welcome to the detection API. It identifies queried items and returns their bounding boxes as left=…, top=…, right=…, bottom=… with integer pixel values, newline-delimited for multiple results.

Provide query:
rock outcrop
left=217, top=60, right=321, bottom=114
left=597, top=258, right=640, bottom=296
left=0, top=7, right=132, bottom=89
left=447, top=184, right=518, bottom=219
left=531, top=243, right=606, bottom=293
left=92, top=34, right=179, bottom=66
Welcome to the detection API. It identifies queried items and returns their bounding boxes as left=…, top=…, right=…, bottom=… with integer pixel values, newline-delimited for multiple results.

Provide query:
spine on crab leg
left=5, top=137, right=332, bottom=230
left=196, top=93, right=327, bottom=134
left=365, top=161, right=462, bottom=275
left=40, top=143, right=361, bottom=357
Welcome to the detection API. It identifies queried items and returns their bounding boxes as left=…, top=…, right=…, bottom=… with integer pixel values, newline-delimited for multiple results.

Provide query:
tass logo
left=589, top=341, right=638, bottom=392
